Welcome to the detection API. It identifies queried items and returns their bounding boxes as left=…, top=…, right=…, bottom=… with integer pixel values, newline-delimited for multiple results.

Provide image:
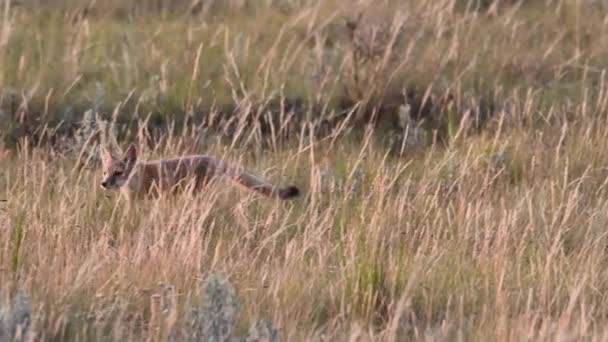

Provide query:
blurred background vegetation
left=3, top=0, right=608, bottom=152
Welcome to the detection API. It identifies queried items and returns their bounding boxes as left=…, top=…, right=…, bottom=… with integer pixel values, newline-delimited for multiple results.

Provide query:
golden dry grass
left=3, top=0, right=608, bottom=341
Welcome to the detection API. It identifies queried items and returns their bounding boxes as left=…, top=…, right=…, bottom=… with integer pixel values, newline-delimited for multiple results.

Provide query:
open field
left=4, top=0, right=608, bottom=340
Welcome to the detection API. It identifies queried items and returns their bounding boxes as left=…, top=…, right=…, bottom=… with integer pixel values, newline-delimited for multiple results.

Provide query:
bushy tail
left=232, top=169, right=300, bottom=200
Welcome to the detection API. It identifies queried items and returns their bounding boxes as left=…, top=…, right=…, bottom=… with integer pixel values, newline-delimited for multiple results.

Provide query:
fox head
left=100, top=143, right=138, bottom=190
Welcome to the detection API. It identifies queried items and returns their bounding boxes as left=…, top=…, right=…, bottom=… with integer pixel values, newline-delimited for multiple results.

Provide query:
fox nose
left=101, top=181, right=108, bottom=188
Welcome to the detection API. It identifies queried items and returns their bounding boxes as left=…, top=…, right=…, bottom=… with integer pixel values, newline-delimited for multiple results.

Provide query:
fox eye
left=114, top=171, right=123, bottom=176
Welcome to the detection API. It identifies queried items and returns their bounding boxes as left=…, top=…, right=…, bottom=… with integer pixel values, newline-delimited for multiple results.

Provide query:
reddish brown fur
left=100, top=144, right=300, bottom=202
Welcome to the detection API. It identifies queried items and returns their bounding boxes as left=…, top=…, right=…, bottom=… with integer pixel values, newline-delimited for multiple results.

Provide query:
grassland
left=4, top=0, right=608, bottom=340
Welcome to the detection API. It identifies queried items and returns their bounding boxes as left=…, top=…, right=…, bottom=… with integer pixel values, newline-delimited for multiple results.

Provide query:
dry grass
left=3, top=0, right=608, bottom=341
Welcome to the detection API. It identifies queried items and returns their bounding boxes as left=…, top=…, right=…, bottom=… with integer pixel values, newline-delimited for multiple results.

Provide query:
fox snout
left=100, top=176, right=125, bottom=189
left=100, top=175, right=124, bottom=189
left=100, top=178, right=113, bottom=189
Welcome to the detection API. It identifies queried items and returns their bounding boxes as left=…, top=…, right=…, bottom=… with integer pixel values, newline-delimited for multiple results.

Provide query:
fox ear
left=100, top=145, right=115, bottom=166
left=123, top=143, right=138, bottom=166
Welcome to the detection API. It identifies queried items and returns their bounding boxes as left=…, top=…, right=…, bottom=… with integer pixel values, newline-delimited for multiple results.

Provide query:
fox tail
left=231, top=169, right=300, bottom=200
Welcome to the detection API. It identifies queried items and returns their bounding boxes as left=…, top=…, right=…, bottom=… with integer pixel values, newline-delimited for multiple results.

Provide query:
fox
left=99, top=143, right=300, bottom=202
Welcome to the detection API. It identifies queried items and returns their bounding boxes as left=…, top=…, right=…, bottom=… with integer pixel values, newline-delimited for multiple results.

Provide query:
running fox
left=99, top=143, right=300, bottom=201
